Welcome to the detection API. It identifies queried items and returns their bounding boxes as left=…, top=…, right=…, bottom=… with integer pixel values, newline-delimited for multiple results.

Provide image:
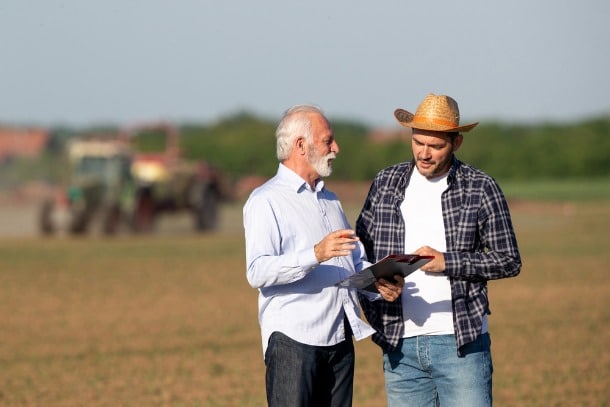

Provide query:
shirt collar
left=447, top=156, right=460, bottom=184
left=406, top=156, right=458, bottom=187
left=277, top=163, right=325, bottom=193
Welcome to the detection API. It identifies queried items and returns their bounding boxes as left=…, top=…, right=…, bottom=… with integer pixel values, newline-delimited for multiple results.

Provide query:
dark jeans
left=264, top=331, right=355, bottom=407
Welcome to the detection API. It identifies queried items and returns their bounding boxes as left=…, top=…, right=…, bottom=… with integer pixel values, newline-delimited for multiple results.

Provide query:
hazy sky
left=2, top=0, right=609, bottom=128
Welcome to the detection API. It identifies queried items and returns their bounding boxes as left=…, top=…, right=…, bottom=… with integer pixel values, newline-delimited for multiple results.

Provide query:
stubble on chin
left=416, top=161, right=435, bottom=178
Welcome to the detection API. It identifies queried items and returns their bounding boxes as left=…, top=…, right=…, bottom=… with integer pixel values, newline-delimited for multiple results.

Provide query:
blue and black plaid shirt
left=356, top=157, right=521, bottom=354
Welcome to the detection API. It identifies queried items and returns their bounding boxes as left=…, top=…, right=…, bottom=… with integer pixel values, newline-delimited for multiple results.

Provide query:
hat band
left=413, top=116, right=458, bottom=128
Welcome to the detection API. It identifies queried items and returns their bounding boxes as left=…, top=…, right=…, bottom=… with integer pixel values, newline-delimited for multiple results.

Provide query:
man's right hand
left=314, top=229, right=359, bottom=263
left=376, top=275, right=405, bottom=302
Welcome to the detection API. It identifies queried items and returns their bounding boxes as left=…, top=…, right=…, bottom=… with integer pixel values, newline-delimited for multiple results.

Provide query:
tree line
left=179, top=112, right=610, bottom=182
left=2, top=112, right=609, bottom=189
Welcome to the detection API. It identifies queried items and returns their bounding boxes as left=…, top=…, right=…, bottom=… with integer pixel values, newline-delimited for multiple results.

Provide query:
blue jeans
left=383, top=333, right=493, bottom=407
left=265, top=331, right=355, bottom=407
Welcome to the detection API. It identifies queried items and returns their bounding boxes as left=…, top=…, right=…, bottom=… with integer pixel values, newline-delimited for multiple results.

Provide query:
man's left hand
left=415, top=246, right=446, bottom=273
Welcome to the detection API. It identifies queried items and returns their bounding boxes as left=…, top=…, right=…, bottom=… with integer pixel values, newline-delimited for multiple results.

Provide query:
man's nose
left=332, top=140, right=339, bottom=154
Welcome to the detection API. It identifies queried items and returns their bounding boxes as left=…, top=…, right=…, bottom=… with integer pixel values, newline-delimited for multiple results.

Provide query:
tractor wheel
left=102, top=205, right=122, bottom=235
left=38, top=199, right=55, bottom=236
left=194, top=187, right=219, bottom=231
left=69, top=205, right=94, bottom=235
left=133, top=190, right=156, bottom=233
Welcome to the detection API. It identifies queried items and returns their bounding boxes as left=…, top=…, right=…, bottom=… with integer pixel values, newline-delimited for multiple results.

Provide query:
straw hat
left=394, top=93, right=478, bottom=133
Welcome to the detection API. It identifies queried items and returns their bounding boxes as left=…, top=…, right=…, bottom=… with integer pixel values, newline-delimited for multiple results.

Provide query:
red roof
left=0, top=127, right=50, bottom=159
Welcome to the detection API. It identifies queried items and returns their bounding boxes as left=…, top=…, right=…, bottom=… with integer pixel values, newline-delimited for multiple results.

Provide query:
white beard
left=307, top=146, right=336, bottom=178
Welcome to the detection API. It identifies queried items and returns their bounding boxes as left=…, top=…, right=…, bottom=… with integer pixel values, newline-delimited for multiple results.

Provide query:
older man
left=244, top=104, right=400, bottom=407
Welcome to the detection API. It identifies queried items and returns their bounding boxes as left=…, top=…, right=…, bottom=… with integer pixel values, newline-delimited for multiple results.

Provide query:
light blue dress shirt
left=244, top=164, right=375, bottom=355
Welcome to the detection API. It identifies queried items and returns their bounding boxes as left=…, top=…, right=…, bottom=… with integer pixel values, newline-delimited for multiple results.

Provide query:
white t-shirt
left=400, top=168, right=455, bottom=337
left=400, top=167, right=487, bottom=337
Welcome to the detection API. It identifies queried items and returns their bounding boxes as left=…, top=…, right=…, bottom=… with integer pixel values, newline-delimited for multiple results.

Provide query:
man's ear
left=452, top=134, right=464, bottom=152
left=295, top=136, right=306, bottom=155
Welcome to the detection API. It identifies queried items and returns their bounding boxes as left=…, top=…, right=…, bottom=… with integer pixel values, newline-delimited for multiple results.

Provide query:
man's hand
left=415, top=246, right=445, bottom=273
left=376, top=275, right=405, bottom=302
left=314, top=229, right=359, bottom=263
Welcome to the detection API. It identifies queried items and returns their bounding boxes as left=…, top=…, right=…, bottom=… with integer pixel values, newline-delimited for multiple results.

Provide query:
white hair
left=275, top=104, right=324, bottom=161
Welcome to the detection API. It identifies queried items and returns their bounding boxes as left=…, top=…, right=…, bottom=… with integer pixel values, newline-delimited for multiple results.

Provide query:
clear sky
left=2, top=0, right=609, bottom=128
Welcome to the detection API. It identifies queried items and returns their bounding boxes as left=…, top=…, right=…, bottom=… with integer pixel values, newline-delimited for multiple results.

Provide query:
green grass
left=500, top=178, right=610, bottom=201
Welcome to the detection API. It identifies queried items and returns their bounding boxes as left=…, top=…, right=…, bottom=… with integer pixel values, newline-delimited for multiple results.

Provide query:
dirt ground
left=0, top=180, right=370, bottom=239
left=0, top=200, right=38, bottom=238
left=0, top=197, right=245, bottom=239
left=1, top=191, right=609, bottom=406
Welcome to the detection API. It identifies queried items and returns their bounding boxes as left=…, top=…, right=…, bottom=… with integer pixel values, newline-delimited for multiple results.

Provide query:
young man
left=244, top=104, right=400, bottom=407
left=356, top=94, right=522, bottom=406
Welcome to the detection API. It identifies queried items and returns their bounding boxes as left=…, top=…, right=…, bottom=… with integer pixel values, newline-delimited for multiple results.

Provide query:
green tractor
left=124, top=122, right=225, bottom=233
left=39, top=123, right=228, bottom=236
left=39, top=136, right=135, bottom=235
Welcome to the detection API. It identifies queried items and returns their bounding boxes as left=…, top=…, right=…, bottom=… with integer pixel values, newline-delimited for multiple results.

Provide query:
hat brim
left=394, top=108, right=478, bottom=133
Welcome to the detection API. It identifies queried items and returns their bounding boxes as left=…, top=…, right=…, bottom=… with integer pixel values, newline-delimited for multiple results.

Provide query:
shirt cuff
left=360, top=290, right=382, bottom=301
left=298, top=246, right=320, bottom=270
left=443, top=252, right=458, bottom=276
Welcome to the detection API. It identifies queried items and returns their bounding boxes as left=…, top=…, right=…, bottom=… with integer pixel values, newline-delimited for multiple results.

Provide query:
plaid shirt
left=356, top=157, right=521, bottom=354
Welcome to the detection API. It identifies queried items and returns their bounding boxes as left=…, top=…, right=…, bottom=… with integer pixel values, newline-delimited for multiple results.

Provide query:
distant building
left=0, top=127, right=50, bottom=161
